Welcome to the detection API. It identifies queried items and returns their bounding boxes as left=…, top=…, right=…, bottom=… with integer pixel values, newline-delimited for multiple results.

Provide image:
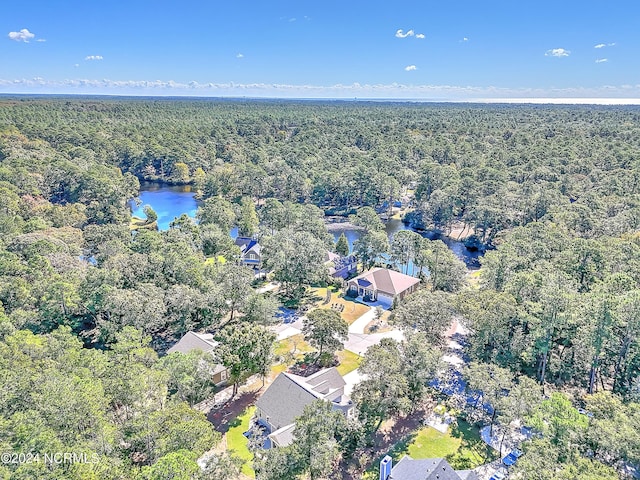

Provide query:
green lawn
left=274, top=334, right=314, bottom=358
left=226, top=406, right=256, bottom=478
left=363, top=419, right=497, bottom=479
left=408, top=420, right=496, bottom=469
left=407, top=425, right=462, bottom=458
left=336, top=350, right=362, bottom=376
left=310, top=286, right=370, bottom=324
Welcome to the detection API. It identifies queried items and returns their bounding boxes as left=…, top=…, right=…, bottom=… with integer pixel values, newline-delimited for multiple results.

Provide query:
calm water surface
left=330, top=218, right=483, bottom=269
left=131, top=184, right=483, bottom=268
left=129, top=183, right=199, bottom=231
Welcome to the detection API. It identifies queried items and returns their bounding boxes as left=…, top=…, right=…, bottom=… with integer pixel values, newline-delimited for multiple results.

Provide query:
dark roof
left=390, top=456, right=468, bottom=480
left=235, top=237, right=261, bottom=256
left=167, top=331, right=218, bottom=354
left=255, top=373, right=318, bottom=430
left=255, top=367, right=347, bottom=431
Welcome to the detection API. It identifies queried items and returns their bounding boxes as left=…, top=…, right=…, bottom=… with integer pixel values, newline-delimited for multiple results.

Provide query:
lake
left=329, top=218, right=483, bottom=269
left=131, top=183, right=483, bottom=267
left=129, top=182, right=199, bottom=231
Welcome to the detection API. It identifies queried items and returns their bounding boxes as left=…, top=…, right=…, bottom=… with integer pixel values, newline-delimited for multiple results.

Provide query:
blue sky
left=1, top=0, right=639, bottom=101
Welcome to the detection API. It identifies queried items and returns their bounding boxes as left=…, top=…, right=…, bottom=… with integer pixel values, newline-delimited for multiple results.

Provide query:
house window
left=220, top=370, right=228, bottom=381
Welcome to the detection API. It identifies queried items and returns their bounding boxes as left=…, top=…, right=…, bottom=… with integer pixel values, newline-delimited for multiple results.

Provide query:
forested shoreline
left=1, top=97, right=640, bottom=479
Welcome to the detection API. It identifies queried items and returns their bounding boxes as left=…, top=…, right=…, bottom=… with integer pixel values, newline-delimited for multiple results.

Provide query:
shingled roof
left=389, top=456, right=478, bottom=480
left=255, top=367, right=347, bottom=431
left=235, top=237, right=261, bottom=256
left=350, top=268, right=420, bottom=296
left=167, top=331, right=218, bottom=354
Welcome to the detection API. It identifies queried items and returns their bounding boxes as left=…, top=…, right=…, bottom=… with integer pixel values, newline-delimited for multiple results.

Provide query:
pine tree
left=335, top=232, right=350, bottom=256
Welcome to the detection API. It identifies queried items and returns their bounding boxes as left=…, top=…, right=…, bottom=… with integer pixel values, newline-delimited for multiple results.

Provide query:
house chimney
left=380, top=455, right=392, bottom=480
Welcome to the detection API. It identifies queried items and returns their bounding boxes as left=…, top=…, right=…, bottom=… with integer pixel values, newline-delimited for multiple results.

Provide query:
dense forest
left=1, top=97, right=640, bottom=479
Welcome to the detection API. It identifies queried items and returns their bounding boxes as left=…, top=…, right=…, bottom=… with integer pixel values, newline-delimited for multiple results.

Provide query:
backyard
left=226, top=406, right=256, bottom=478
left=362, top=419, right=497, bottom=479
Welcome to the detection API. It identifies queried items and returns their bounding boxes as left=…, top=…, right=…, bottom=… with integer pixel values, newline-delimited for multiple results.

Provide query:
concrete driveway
left=344, top=329, right=404, bottom=356
left=348, top=307, right=377, bottom=334
left=270, top=316, right=305, bottom=340
left=341, top=305, right=406, bottom=355
left=271, top=305, right=405, bottom=356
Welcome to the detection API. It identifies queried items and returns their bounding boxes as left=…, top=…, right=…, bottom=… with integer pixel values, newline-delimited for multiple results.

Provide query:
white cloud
left=405, top=65, right=417, bottom=71
left=395, top=29, right=414, bottom=38
left=8, top=28, right=35, bottom=42
left=545, top=48, right=570, bottom=57
left=85, top=55, right=103, bottom=61
left=462, top=37, right=469, bottom=42
left=595, top=58, right=608, bottom=63
left=3, top=77, right=640, bottom=104
left=594, top=43, right=615, bottom=48
left=415, top=33, right=425, bottom=39
left=236, top=53, right=244, bottom=58
left=36, top=38, right=46, bottom=42
left=73, top=64, right=80, bottom=68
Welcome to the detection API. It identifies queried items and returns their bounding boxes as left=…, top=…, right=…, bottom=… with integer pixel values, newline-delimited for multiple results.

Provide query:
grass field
left=321, top=292, right=370, bottom=324
left=336, top=349, right=363, bottom=376
left=226, top=407, right=256, bottom=478
left=274, top=334, right=314, bottom=358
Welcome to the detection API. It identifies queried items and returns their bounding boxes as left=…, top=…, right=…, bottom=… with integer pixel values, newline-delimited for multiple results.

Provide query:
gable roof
left=349, top=268, right=420, bottom=296
left=290, top=367, right=346, bottom=399
left=268, top=424, right=296, bottom=448
left=235, top=237, right=261, bottom=256
left=256, top=373, right=319, bottom=430
left=256, top=367, right=347, bottom=430
left=390, top=456, right=473, bottom=480
left=326, top=251, right=341, bottom=263
left=167, top=331, right=218, bottom=354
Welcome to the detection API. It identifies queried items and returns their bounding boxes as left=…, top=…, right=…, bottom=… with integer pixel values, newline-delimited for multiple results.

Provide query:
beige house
left=347, top=267, right=420, bottom=306
left=167, top=331, right=229, bottom=386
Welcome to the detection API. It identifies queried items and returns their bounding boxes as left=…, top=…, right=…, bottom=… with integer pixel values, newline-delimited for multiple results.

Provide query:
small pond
left=129, top=182, right=199, bottom=231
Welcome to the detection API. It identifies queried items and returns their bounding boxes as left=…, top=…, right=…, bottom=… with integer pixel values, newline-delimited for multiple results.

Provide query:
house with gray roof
left=235, top=236, right=262, bottom=269
left=255, top=367, right=354, bottom=447
left=326, top=251, right=357, bottom=279
left=380, top=455, right=478, bottom=480
left=347, top=267, right=420, bottom=307
left=166, top=331, right=229, bottom=386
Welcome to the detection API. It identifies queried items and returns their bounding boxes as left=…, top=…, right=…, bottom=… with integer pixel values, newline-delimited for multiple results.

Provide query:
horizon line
left=2, top=92, right=640, bottom=106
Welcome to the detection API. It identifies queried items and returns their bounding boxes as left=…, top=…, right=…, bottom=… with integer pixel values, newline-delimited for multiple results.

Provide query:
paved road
left=343, top=306, right=406, bottom=355
left=344, top=330, right=404, bottom=356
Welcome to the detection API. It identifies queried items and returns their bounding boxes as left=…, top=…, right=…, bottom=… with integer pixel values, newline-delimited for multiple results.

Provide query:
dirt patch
left=208, top=390, right=260, bottom=434
left=447, top=221, right=475, bottom=241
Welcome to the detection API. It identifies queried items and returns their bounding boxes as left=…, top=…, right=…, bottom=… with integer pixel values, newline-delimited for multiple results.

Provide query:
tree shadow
left=445, top=419, right=499, bottom=469
left=207, top=390, right=259, bottom=434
